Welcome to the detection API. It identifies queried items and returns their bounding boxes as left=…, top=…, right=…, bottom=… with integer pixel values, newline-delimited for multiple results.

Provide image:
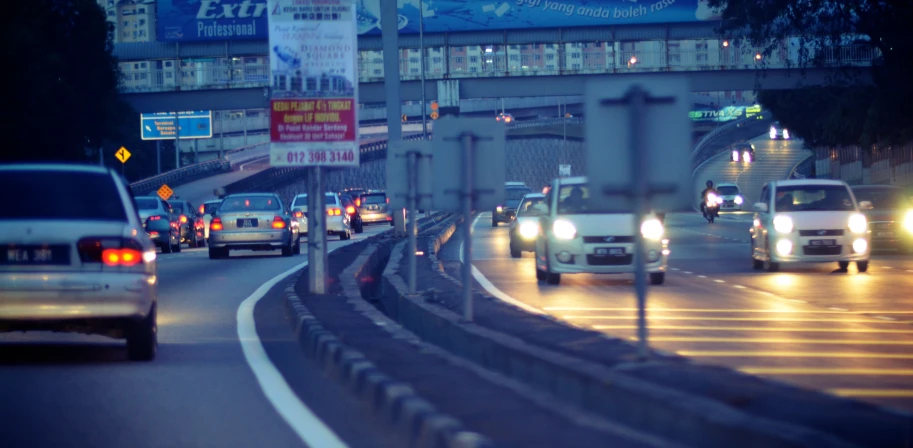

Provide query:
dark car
left=342, top=188, right=368, bottom=204
left=168, top=198, right=206, bottom=248
left=730, top=142, right=755, bottom=163
left=492, top=182, right=532, bottom=226
left=135, top=196, right=182, bottom=253
left=852, top=185, right=913, bottom=253
left=339, top=194, right=364, bottom=233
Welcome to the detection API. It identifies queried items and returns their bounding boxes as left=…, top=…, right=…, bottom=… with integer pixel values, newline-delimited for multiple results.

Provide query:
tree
left=708, top=0, right=913, bottom=146
left=3, top=0, right=124, bottom=162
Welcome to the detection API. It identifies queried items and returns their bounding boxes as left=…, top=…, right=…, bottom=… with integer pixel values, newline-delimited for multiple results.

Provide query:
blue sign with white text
left=157, top=0, right=721, bottom=42
left=141, top=111, right=213, bottom=140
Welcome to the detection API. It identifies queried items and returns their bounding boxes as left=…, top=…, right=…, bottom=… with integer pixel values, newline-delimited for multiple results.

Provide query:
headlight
left=905, top=210, right=913, bottom=232
left=770, top=127, right=777, bottom=138
left=641, top=218, right=664, bottom=241
left=848, top=213, right=867, bottom=234
left=773, top=215, right=794, bottom=233
left=743, top=151, right=752, bottom=162
left=731, top=150, right=739, bottom=161
left=783, top=129, right=790, bottom=139
left=518, top=221, right=539, bottom=239
left=496, top=206, right=503, bottom=212
left=552, top=219, right=577, bottom=240
left=734, top=196, right=744, bottom=205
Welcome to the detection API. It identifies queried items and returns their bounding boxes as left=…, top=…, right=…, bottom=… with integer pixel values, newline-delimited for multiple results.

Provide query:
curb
left=283, top=254, right=494, bottom=448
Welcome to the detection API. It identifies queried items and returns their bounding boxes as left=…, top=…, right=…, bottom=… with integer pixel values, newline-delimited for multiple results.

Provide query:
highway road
left=467, top=135, right=913, bottom=414
left=0, top=225, right=402, bottom=448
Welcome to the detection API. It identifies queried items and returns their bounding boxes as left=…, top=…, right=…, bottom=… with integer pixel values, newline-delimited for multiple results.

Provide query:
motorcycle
left=703, top=193, right=722, bottom=223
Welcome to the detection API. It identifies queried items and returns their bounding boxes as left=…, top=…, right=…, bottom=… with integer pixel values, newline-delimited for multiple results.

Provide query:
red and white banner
left=267, top=0, right=359, bottom=167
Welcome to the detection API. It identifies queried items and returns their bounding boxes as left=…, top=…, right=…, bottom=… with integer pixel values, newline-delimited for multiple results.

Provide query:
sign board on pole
left=267, top=0, right=360, bottom=168
left=431, top=117, right=506, bottom=212
left=140, top=111, right=212, bottom=140
left=115, top=147, right=132, bottom=164
left=386, top=140, right=433, bottom=211
left=558, top=164, right=571, bottom=177
left=430, top=112, right=440, bottom=120
left=585, top=76, right=692, bottom=213
left=157, top=184, right=174, bottom=201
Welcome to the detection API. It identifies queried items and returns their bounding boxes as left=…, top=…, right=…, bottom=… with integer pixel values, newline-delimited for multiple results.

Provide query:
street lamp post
left=419, top=0, right=427, bottom=140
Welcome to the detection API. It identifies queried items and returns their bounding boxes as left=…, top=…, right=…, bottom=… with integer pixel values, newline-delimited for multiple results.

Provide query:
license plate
left=595, top=247, right=625, bottom=256
left=876, top=232, right=894, bottom=237
left=237, top=219, right=258, bottom=228
left=0, top=244, right=70, bottom=265
left=810, top=239, right=836, bottom=246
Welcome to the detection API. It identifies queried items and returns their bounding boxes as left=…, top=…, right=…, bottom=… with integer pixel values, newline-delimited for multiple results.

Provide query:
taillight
left=147, top=215, right=161, bottom=221
left=346, top=206, right=355, bottom=214
left=77, top=237, right=152, bottom=266
left=386, top=198, right=390, bottom=204
left=272, top=216, right=286, bottom=229
left=180, top=215, right=188, bottom=223
left=210, top=217, right=223, bottom=231
left=355, top=199, right=361, bottom=206
left=293, top=211, right=303, bottom=218
left=327, top=208, right=342, bottom=216
left=199, top=205, right=205, bottom=214
left=170, top=221, right=178, bottom=228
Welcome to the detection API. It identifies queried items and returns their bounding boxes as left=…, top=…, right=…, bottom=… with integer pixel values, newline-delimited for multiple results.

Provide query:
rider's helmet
left=706, top=180, right=714, bottom=188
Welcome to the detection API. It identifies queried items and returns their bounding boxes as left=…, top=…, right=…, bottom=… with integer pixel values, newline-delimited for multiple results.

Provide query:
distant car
left=851, top=185, right=913, bottom=253
left=199, top=200, right=221, bottom=241
left=751, top=179, right=870, bottom=272
left=290, top=192, right=353, bottom=240
left=342, top=188, right=367, bottom=202
left=135, top=196, right=182, bottom=253
left=0, top=164, right=158, bottom=361
left=357, top=191, right=394, bottom=226
left=508, top=193, right=546, bottom=258
left=496, top=113, right=513, bottom=123
left=168, top=198, right=206, bottom=248
left=339, top=194, right=364, bottom=234
left=716, top=183, right=745, bottom=211
left=492, top=182, right=532, bottom=226
left=730, top=142, right=755, bottom=162
left=208, top=193, right=300, bottom=259
left=770, top=121, right=790, bottom=140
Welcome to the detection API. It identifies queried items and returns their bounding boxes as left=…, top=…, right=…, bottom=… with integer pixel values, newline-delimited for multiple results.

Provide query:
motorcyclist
left=700, top=180, right=719, bottom=216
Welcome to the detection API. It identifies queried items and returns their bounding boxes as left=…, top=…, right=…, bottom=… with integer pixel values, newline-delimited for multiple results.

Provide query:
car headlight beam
left=904, top=210, right=913, bottom=233
left=735, top=196, right=744, bottom=205
left=732, top=150, right=739, bottom=161
left=641, top=218, right=664, bottom=241
left=848, top=213, right=867, bottom=234
left=518, top=221, right=539, bottom=239
left=552, top=219, right=577, bottom=240
left=773, top=215, right=794, bottom=233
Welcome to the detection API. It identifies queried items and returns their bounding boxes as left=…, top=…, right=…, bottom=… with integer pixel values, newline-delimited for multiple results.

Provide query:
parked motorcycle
left=704, top=193, right=722, bottom=223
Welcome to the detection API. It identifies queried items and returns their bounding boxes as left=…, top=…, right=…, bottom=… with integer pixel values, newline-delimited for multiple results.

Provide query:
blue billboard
left=141, top=111, right=213, bottom=140
left=158, top=0, right=721, bottom=42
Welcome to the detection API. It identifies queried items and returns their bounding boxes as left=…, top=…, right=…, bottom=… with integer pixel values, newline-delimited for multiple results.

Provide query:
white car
left=751, top=179, right=871, bottom=272
left=0, top=164, right=158, bottom=360
left=200, top=199, right=221, bottom=240
left=508, top=193, right=546, bottom=258
left=290, top=192, right=352, bottom=240
left=533, top=177, right=668, bottom=285
left=716, top=183, right=745, bottom=211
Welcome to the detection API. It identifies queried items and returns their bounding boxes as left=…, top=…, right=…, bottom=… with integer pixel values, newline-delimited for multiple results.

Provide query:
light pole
left=419, top=0, right=427, bottom=140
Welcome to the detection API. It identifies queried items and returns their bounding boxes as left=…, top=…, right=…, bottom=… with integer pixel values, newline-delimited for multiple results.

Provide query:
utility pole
left=419, top=0, right=427, bottom=140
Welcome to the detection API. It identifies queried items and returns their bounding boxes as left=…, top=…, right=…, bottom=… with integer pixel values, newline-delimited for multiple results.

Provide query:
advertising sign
left=157, top=0, right=722, bottom=42
left=267, top=0, right=359, bottom=167
left=688, top=104, right=762, bottom=123
left=140, top=111, right=213, bottom=140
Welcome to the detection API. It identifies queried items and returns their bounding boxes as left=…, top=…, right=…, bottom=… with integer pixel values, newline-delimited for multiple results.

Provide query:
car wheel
left=546, top=272, right=561, bottom=285
left=535, top=267, right=547, bottom=281
left=197, top=236, right=206, bottom=248
left=650, top=272, right=665, bottom=285
left=766, top=261, right=780, bottom=272
left=389, top=220, right=395, bottom=227
left=838, top=261, right=850, bottom=271
left=126, top=304, right=157, bottom=362
left=491, top=219, right=498, bottom=227
left=161, top=242, right=172, bottom=254
left=208, top=247, right=224, bottom=259
left=857, top=261, right=869, bottom=272
left=355, top=220, right=364, bottom=233
left=172, top=241, right=181, bottom=253
left=341, top=231, right=351, bottom=241
left=510, top=243, right=521, bottom=258
left=293, top=240, right=302, bottom=255
left=751, top=240, right=764, bottom=270
left=281, top=244, right=293, bottom=257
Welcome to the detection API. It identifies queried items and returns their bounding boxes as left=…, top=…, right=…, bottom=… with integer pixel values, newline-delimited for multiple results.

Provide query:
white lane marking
left=683, top=271, right=693, bottom=275
left=697, top=275, right=707, bottom=278
left=713, top=279, right=725, bottom=283
left=237, top=259, right=349, bottom=448
left=462, top=214, right=546, bottom=315
left=876, top=316, right=897, bottom=321
left=829, top=307, right=848, bottom=311
left=733, top=285, right=746, bottom=289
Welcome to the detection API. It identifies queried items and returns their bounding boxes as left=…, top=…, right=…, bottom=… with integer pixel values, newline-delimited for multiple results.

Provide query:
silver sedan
left=0, top=164, right=158, bottom=361
left=207, top=193, right=300, bottom=259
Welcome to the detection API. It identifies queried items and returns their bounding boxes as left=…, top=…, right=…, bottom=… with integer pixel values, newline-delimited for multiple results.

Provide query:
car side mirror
left=754, top=202, right=768, bottom=213
left=859, top=201, right=874, bottom=211
left=531, top=204, right=549, bottom=215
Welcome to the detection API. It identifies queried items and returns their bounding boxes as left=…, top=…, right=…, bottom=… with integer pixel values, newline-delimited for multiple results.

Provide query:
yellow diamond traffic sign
left=157, top=184, right=173, bottom=201
left=430, top=111, right=440, bottom=120
left=115, top=146, right=132, bottom=164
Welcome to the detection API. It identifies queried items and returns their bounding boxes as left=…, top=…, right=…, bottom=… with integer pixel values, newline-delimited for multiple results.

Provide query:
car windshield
left=852, top=188, right=908, bottom=210
left=219, top=196, right=281, bottom=212
left=556, top=184, right=590, bottom=214
left=517, top=197, right=545, bottom=216
left=506, top=187, right=531, bottom=205
left=775, top=185, right=855, bottom=212
left=202, top=202, right=220, bottom=214
left=718, top=186, right=740, bottom=196
left=135, top=198, right=160, bottom=210
left=292, top=193, right=336, bottom=208
left=1, top=171, right=127, bottom=221
left=361, top=194, right=386, bottom=204
left=171, top=202, right=185, bottom=212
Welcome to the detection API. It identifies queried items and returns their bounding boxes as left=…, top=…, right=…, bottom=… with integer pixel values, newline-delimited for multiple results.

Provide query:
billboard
left=268, top=0, right=360, bottom=167
left=140, top=111, right=213, bottom=140
left=157, top=0, right=722, bottom=42
left=688, top=105, right=762, bottom=123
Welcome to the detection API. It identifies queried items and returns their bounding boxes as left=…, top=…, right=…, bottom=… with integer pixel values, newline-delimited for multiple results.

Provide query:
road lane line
left=648, top=337, right=913, bottom=345
left=713, top=279, right=725, bottom=283
left=568, top=316, right=907, bottom=323
left=462, top=213, right=546, bottom=315
left=237, top=260, right=349, bottom=448
left=828, top=389, right=913, bottom=398
left=733, top=285, right=746, bottom=289
left=678, top=351, right=913, bottom=359
left=591, top=325, right=913, bottom=334
left=829, top=307, right=848, bottom=311
left=876, top=316, right=897, bottom=321
left=740, top=367, right=913, bottom=376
